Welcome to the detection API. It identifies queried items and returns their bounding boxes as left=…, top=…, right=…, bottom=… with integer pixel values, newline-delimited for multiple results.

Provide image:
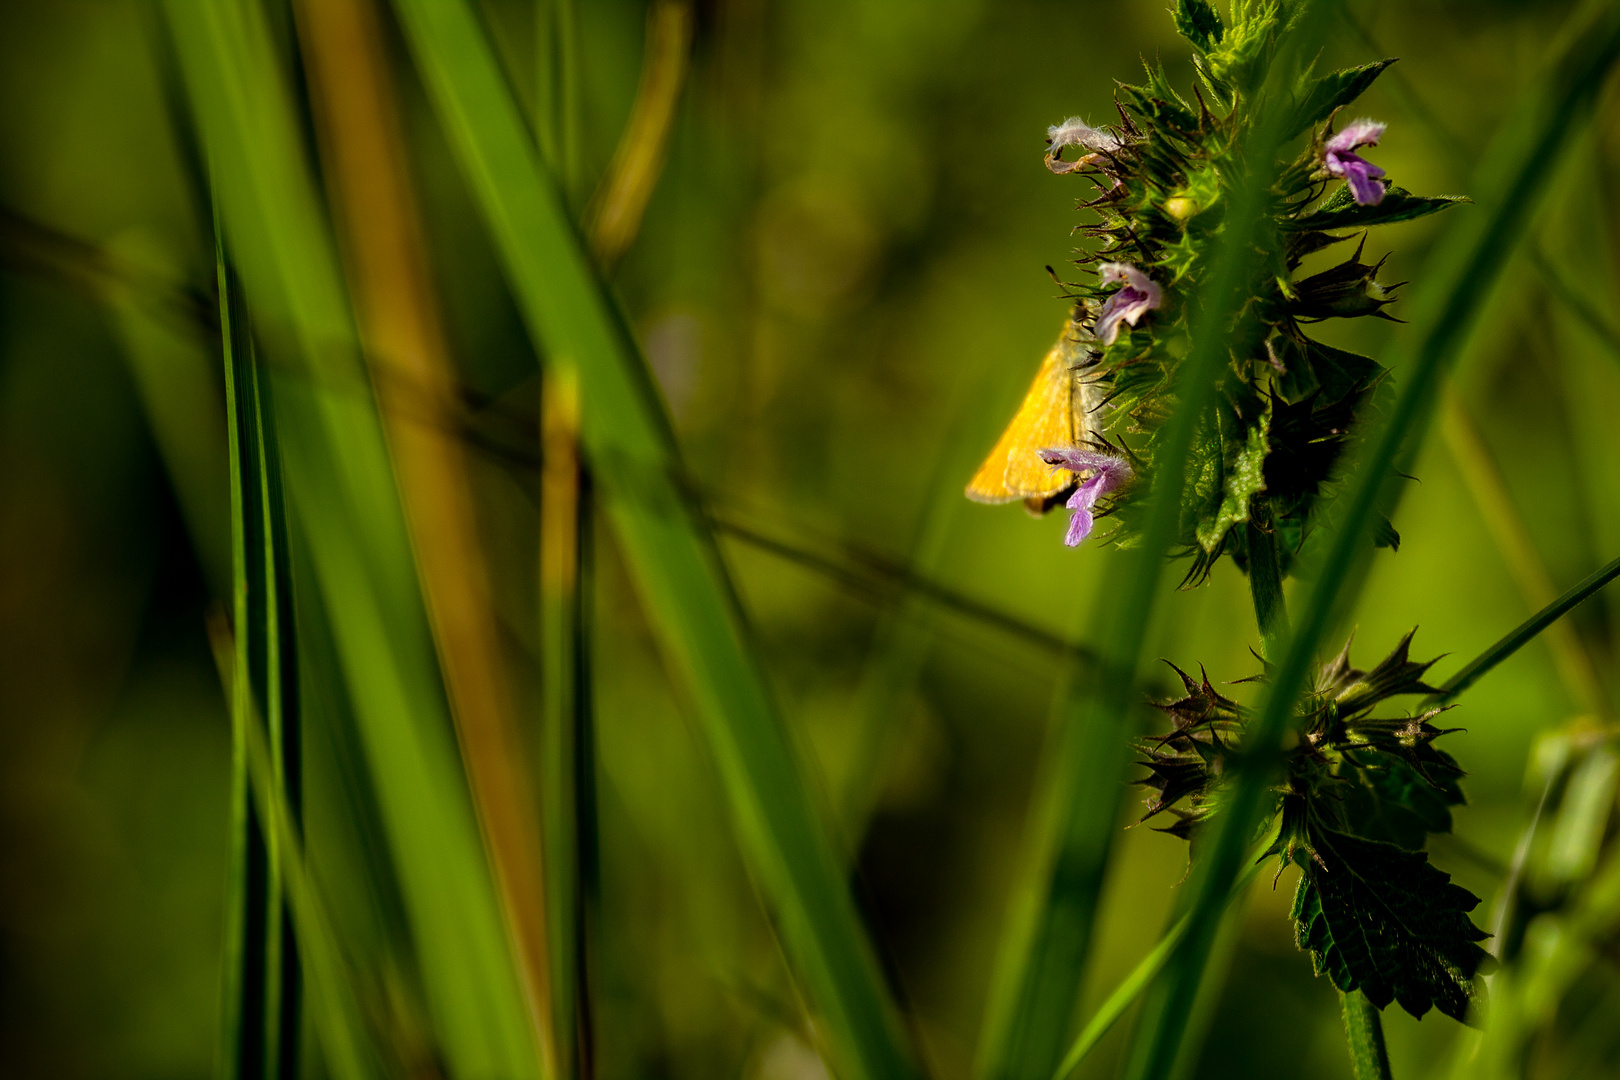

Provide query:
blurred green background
left=1, top=1, right=1616, bottom=1079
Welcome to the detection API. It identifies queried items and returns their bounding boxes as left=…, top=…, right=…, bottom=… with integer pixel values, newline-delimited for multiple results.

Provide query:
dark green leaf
left=1372, top=513, right=1401, bottom=551
left=1338, top=752, right=1464, bottom=851
left=1285, top=59, right=1397, bottom=140
left=1292, top=824, right=1490, bottom=1021
left=1287, top=186, right=1470, bottom=232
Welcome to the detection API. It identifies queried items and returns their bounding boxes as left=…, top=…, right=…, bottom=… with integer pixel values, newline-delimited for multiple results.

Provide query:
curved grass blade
left=386, top=3, right=920, bottom=1078
left=162, top=4, right=546, bottom=1077
left=974, top=10, right=1338, bottom=1080
left=586, top=0, right=693, bottom=269
left=1122, top=8, right=1620, bottom=1079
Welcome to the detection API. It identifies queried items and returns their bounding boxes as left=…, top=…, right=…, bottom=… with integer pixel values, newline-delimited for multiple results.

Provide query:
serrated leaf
left=1339, top=752, right=1463, bottom=851
left=1287, top=186, right=1470, bottom=232
left=1120, top=62, right=1200, bottom=130
left=1285, top=59, right=1397, bottom=140
left=1291, top=824, right=1490, bottom=1021
left=1195, top=399, right=1270, bottom=552
left=1174, top=0, right=1224, bottom=52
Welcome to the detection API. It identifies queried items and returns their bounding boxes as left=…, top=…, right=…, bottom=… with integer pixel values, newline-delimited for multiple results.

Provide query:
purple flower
left=1046, top=116, right=1122, bottom=175
left=1037, top=448, right=1133, bottom=546
left=1094, top=262, right=1163, bottom=345
left=1323, top=119, right=1387, bottom=206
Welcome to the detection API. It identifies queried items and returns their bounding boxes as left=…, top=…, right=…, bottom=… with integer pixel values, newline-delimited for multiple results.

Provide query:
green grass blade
left=386, top=3, right=919, bottom=1078
left=162, top=3, right=545, bottom=1077
left=1049, top=860, right=1267, bottom=1080
left=1434, top=553, right=1620, bottom=703
left=217, top=234, right=275, bottom=1080
left=540, top=372, right=590, bottom=1080
left=973, top=10, right=1337, bottom=1080
left=1122, top=8, right=1620, bottom=1079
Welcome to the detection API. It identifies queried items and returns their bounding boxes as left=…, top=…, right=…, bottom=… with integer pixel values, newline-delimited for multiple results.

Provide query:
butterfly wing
left=965, top=309, right=1094, bottom=506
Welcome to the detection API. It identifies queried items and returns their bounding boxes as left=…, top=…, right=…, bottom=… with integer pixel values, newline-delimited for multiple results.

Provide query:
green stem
left=1250, top=514, right=1393, bottom=1079
left=1341, top=990, right=1394, bottom=1080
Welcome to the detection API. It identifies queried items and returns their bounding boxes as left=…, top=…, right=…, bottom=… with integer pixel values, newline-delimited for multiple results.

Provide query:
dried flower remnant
left=1045, top=116, right=1122, bottom=174
left=1037, top=447, right=1132, bottom=545
left=1093, top=263, right=1163, bottom=345
left=1322, top=119, right=1388, bottom=206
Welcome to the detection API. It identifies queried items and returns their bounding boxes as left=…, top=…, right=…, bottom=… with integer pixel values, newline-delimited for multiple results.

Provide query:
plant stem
left=1248, top=513, right=1393, bottom=1078
left=1341, top=990, right=1394, bottom=1080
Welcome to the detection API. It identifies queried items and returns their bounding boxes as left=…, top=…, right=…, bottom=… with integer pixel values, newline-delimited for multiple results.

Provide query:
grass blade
left=974, top=10, right=1337, bottom=1080
left=387, top=3, right=920, bottom=1078
left=1122, top=7, right=1620, bottom=1078
left=162, top=3, right=546, bottom=1076
left=216, top=242, right=281, bottom=1080
left=1434, top=553, right=1620, bottom=703
left=292, top=1, right=560, bottom=1071
left=1049, top=859, right=1267, bottom=1080
left=540, top=370, right=592, bottom=1080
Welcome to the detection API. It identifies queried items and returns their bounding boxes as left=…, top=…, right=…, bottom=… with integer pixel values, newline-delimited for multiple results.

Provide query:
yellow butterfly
left=965, top=303, right=1106, bottom=512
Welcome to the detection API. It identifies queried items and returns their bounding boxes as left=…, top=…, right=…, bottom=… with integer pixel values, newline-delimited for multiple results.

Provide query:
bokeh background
left=2, top=1, right=1617, bottom=1079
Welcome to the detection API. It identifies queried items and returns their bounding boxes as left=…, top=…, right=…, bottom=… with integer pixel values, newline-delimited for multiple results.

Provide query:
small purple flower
left=1323, top=119, right=1387, bottom=206
left=1094, top=262, right=1163, bottom=345
left=1046, top=116, right=1122, bottom=175
left=1037, top=448, right=1133, bottom=546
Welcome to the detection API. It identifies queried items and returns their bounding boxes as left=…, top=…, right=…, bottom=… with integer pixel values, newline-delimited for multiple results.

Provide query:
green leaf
left=1196, top=399, right=1271, bottom=553
left=1174, top=0, right=1225, bottom=52
left=1287, top=186, right=1470, bottom=232
left=1285, top=59, right=1397, bottom=140
left=1292, top=824, right=1490, bottom=1021
left=1339, top=753, right=1463, bottom=851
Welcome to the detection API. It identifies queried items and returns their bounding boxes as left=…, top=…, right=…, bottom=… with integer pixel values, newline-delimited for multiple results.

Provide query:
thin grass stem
left=586, top=0, right=693, bottom=269
left=1440, top=389, right=1608, bottom=716
left=1433, top=553, right=1620, bottom=704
